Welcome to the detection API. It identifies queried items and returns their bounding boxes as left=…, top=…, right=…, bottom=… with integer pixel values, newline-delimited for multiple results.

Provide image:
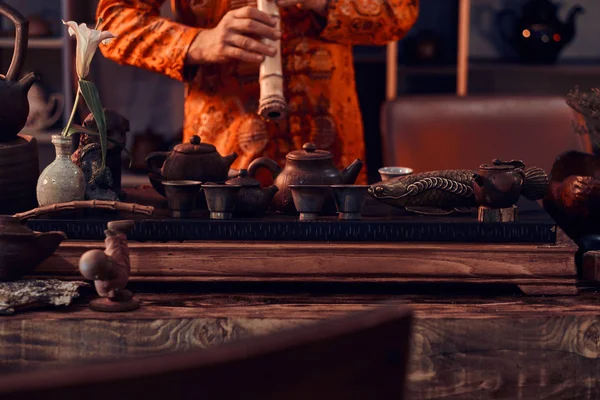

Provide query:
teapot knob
left=302, top=142, right=317, bottom=153
left=239, top=169, right=249, bottom=177
left=190, top=135, right=201, bottom=145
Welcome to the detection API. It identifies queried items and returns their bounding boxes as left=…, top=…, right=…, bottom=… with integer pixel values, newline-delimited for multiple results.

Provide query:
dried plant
left=566, top=86, right=600, bottom=119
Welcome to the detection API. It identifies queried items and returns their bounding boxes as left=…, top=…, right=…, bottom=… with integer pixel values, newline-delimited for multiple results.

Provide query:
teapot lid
left=225, top=169, right=260, bottom=187
left=286, top=143, right=332, bottom=161
left=173, top=135, right=216, bottom=154
left=0, top=216, right=34, bottom=237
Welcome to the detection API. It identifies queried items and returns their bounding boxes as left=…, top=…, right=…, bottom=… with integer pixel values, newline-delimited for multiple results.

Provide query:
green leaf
left=66, top=123, right=133, bottom=167
left=78, top=79, right=107, bottom=175
left=64, top=124, right=98, bottom=137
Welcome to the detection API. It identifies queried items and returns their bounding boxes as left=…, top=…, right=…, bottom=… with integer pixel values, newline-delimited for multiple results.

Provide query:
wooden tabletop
left=2, top=282, right=600, bottom=399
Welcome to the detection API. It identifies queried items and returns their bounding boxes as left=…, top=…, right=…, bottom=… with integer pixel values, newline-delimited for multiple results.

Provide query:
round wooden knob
left=190, top=135, right=201, bottom=145
left=303, top=143, right=317, bottom=153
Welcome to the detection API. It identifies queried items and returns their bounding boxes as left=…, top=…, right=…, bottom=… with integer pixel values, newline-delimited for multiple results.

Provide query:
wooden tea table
left=7, top=187, right=599, bottom=398
left=1, top=281, right=600, bottom=400
left=0, top=229, right=596, bottom=399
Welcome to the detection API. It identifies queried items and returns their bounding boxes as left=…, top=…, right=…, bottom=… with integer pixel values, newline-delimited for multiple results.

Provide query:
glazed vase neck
left=51, top=134, right=72, bottom=158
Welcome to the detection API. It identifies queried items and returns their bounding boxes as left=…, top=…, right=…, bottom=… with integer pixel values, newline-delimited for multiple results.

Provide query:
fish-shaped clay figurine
left=368, top=164, right=548, bottom=215
left=369, top=170, right=477, bottom=215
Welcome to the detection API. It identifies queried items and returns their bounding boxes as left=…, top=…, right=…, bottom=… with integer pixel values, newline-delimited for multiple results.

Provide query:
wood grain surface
left=32, top=240, right=578, bottom=295
left=1, top=286, right=600, bottom=399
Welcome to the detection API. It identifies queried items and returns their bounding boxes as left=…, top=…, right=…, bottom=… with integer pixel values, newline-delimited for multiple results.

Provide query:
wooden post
left=457, top=0, right=471, bottom=96
left=386, top=41, right=398, bottom=101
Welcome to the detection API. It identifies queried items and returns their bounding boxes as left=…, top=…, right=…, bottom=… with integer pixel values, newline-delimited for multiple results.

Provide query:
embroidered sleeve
left=318, top=0, right=419, bottom=45
left=96, top=0, right=201, bottom=82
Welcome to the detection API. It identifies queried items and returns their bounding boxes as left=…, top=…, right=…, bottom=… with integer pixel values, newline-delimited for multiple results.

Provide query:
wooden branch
left=257, top=0, right=287, bottom=121
left=13, top=201, right=154, bottom=221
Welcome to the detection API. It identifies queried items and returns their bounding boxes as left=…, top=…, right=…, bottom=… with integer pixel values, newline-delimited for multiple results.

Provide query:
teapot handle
left=44, top=93, right=65, bottom=129
left=145, top=151, right=169, bottom=175
left=496, top=9, right=518, bottom=44
left=248, top=157, right=281, bottom=180
left=0, top=2, right=28, bottom=82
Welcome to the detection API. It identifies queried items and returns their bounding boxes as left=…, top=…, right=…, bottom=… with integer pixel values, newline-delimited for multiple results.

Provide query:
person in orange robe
left=96, top=0, right=419, bottom=184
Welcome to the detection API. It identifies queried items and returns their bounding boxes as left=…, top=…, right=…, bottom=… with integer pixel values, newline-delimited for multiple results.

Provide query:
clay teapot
left=473, top=160, right=526, bottom=208
left=26, top=82, right=64, bottom=132
left=0, top=215, right=66, bottom=280
left=497, top=0, right=584, bottom=64
left=0, top=3, right=38, bottom=142
left=145, top=135, right=238, bottom=183
left=225, top=169, right=278, bottom=216
left=247, top=142, right=363, bottom=215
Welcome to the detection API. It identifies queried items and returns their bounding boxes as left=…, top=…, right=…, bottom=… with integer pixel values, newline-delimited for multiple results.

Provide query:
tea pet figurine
left=79, top=220, right=139, bottom=312
left=368, top=160, right=548, bottom=215
left=71, top=109, right=130, bottom=200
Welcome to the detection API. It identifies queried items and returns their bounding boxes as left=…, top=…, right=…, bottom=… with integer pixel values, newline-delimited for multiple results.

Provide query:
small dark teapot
left=474, top=159, right=549, bottom=208
left=247, top=142, right=363, bottom=215
left=473, top=160, right=528, bottom=208
left=225, top=169, right=278, bottom=216
left=497, top=0, right=585, bottom=64
left=145, top=135, right=238, bottom=183
left=0, top=2, right=39, bottom=142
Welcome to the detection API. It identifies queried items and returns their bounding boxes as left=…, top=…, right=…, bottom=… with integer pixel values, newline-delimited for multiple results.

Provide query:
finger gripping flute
left=257, top=0, right=287, bottom=121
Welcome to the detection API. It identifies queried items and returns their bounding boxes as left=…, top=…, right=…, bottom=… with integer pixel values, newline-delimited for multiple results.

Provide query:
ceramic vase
left=36, top=134, right=85, bottom=206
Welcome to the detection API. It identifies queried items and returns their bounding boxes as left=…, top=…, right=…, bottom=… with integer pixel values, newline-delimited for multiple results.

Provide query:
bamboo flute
left=257, top=0, right=287, bottom=120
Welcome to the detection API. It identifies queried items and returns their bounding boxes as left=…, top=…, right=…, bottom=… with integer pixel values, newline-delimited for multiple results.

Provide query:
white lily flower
left=62, top=20, right=116, bottom=79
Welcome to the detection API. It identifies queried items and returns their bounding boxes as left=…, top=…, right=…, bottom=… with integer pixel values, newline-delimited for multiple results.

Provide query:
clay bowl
left=378, top=167, right=413, bottom=181
left=0, top=216, right=66, bottom=280
left=288, top=185, right=330, bottom=221
left=163, top=180, right=203, bottom=218
left=202, top=184, right=242, bottom=220
left=331, top=185, right=370, bottom=220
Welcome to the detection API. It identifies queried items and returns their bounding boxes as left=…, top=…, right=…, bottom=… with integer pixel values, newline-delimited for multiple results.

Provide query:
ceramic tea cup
left=288, top=185, right=330, bottom=221
left=202, top=183, right=242, bottom=220
left=163, top=180, right=202, bottom=218
left=378, top=167, right=413, bottom=181
left=331, top=185, right=370, bottom=220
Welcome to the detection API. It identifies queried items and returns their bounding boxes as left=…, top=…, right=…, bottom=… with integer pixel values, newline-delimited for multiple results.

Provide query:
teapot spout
left=16, top=71, right=38, bottom=93
left=223, top=152, right=239, bottom=168
left=266, top=184, right=279, bottom=197
left=340, top=159, right=364, bottom=184
left=33, top=231, right=66, bottom=260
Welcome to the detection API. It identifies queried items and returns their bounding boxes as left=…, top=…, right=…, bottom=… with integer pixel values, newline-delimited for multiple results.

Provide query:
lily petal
left=62, top=20, right=116, bottom=79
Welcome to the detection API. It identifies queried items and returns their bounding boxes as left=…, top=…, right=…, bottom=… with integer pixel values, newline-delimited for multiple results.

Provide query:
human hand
left=276, top=0, right=328, bottom=14
left=186, top=6, right=281, bottom=65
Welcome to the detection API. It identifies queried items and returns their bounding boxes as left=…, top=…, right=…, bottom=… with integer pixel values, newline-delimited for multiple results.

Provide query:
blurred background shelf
left=0, top=37, right=63, bottom=49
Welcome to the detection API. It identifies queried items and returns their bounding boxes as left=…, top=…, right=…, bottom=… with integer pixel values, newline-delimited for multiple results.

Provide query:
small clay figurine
left=79, top=220, right=139, bottom=312
left=71, top=109, right=130, bottom=201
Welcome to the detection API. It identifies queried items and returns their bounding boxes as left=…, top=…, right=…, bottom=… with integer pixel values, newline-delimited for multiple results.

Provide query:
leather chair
left=380, top=95, right=584, bottom=175
left=0, top=305, right=412, bottom=400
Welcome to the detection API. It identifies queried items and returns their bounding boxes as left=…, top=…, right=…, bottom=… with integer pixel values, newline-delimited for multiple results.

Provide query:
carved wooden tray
left=26, top=197, right=557, bottom=243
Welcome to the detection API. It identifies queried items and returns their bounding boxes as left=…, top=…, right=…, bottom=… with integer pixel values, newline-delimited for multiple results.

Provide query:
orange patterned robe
left=97, top=0, right=418, bottom=183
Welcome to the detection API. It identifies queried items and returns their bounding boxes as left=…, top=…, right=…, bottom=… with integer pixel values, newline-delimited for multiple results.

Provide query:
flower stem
left=62, top=81, right=81, bottom=136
